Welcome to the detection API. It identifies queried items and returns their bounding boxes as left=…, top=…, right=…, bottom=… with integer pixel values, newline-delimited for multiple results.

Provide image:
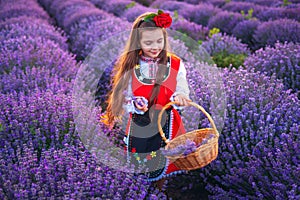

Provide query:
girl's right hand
left=134, top=97, right=148, bottom=112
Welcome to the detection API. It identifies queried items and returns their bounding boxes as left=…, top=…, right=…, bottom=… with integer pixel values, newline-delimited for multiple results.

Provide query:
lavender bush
left=183, top=0, right=209, bottom=4
left=208, top=11, right=245, bottom=35
left=222, top=1, right=264, bottom=18
left=204, top=69, right=300, bottom=199
left=37, top=0, right=55, bottom=9
left=48, top=0, right=95, bottom=17
left=202, top=33, right=250, bottom=55
left=201, top=33, right=250, bottom=68
left=0, top=66, right=73, bottom=95
left=180, top=3, right=221, bottom=26
left=0, top=140, right=166, bottom=199
left=95, top=62, right=114, bottom=109
left=0, top=36, right=77, bottom=79
left=180, top=67, right=300, bottom=199
left=88, top=0, right=109, bottom=9
left=0, top=91, right=77, bottom=154
left=100, top=0, right=136, bottom=17
left=171, top=18, right=209, bottom=42
left=121, top=4, right=156, bottom=22
left=61, top=7, right=111, bottom=34
left=152, top=0, right=193, bottom=12
left=49, top=0, right=96, bottom=27
left=134, top=0, right=155, bottom=7
left=253, top=18, right=300, bottom=50
left=0, top=16, right=68, bottom=51
left=245, top=42, right=300, bottom=96
left=0, top=89, right=164, bottom=199
left=239, top=0, right=281, bottom=7
left=69, top=17, right=130, bottom=60
left=210, top=0, right=227, bottom=7
left=232, top=19, right=260, bottom=50
left=256, top=7, right=300, bottom=22
left=0, top=1, right=52, bottom=23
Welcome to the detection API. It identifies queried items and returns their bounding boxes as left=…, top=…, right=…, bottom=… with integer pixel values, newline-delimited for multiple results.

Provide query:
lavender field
left=0, top=0, right=299, bottom=199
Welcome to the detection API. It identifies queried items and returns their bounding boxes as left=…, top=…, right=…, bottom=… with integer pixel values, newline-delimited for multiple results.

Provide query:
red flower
left=153, top=13, right=172, bottom=28
left=131, top=148, right=136, bottom=153
left=146, top=155, right=152, bottom=160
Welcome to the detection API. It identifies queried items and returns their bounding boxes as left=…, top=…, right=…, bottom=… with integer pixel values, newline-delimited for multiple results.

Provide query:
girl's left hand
left=174, top=94, right=192, bottom=106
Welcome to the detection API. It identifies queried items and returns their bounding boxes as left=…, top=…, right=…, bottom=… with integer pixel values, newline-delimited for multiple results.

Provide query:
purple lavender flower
left=38, top=0, right=55, bottom=9
left=152, top=0, right=193, bottom=12
left=199, top=134, right=215, bottom=146
left=0, top=16, right=68, bottom=51
left=182, top=139, right=197, bottom=156
left=245, top=42, right=300, bottom=96
left=161, top=139, right=199, bottom=157
left=88, top=0, right=109, bottom=9
left=185, top=0, right=209, bottom=4
left=69, top=17, right=130, bottom=59
left=0, top=36, right=77, bottom=79
left=161, top=144, right=185, bottom=157
left=0, top=90, right=76, bottom=152
left=186, top=67, right=300, bottom=199
left=0, top=1, right=53, bottom=24
left=62, top=7, right=111, bottom=34
left=208, top=11, right=245, bottom=34
left=201, top=33, right=250, bottom=56
left=0, top=140, right=166, bottom=199
left=180, top=3, right=221, bottom=26
left=232, top=19, right=261, bottom=50
left=210, top=0, right=227, bottom=8
left=49, top=0, right=95, bottom=19
left=134, top=0, right=154, bottom=7
left=0, top=66, right=73, bottom=95
left=256, top=7, right=300, bottom=22
left=171, top=18, right=209, bottom=41
left=101, top=0, right=136, bottom=17
left=222, top=1, right=264, bottom=18
left=121, top=4, right=157, bottom=22
left=253, top=18, right=300, bottom=50
left=244, top=0, right=281, bottom=7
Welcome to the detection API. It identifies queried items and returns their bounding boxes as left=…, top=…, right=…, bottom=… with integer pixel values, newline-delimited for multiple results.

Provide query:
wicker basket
left=158, top=101, right=219, bottom=171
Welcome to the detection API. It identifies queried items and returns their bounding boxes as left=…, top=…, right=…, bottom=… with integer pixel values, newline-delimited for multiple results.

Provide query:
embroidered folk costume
left=124, top=53, right=190, bottom=181
left=102, top=10, right=191, bottom=182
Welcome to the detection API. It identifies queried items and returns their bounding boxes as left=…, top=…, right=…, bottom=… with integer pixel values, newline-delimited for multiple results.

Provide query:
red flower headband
left=142, top=10, right=172, bottom=28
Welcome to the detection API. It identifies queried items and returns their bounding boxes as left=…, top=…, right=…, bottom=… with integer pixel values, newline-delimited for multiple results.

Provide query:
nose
left=151, top=43, right=160, bottom=50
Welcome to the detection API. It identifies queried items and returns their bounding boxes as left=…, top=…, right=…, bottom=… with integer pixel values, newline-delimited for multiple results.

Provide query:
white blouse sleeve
left=123, top=76, right=148, bottom=114
left=170, top=60, right=190, bottom=109
left=175, top=60, right=190, bottom=97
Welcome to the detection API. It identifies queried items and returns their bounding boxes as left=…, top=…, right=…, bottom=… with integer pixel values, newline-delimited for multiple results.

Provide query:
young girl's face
left=139, top=28, right=164, bottom=58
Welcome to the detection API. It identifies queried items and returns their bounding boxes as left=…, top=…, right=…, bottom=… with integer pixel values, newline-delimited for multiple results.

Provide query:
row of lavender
left=0, top=0, right=166, bottom=199
left=148, top=0, right=300, bottom=7
left=91, top=0, right=300, bottom=96
left=90, top=0, right=300, bottom=51
left=84, top=0, right=300, bottom=199
left=0, top=0, right=299, bottom=199
left=89, top=0, right=299, bottom=100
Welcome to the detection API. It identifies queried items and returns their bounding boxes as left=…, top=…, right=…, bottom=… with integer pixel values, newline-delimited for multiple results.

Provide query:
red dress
left=125, top=53, right=187, bottom=181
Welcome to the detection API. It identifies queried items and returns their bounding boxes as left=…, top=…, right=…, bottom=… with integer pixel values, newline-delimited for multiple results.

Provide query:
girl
left=103, top=10, right=191, bottom=187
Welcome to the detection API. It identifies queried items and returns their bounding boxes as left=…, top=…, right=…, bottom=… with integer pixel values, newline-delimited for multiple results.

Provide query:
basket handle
left=157, top=101, right=219, bottom=144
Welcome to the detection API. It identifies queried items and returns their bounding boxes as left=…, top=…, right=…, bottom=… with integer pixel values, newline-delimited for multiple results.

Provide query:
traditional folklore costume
left=123, top=53, right=190, bottom=181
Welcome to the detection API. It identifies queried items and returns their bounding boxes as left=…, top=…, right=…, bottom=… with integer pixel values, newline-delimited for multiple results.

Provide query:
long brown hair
left=103, top=12, right=170, bottom=126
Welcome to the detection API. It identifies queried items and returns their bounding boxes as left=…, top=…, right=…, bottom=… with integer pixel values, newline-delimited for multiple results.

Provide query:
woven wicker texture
left=158, top=102, right=219, bottom=170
